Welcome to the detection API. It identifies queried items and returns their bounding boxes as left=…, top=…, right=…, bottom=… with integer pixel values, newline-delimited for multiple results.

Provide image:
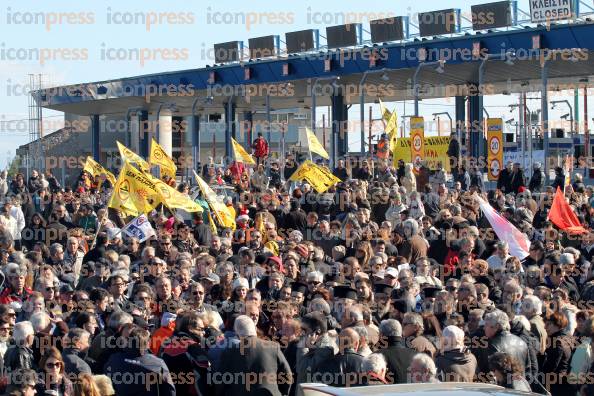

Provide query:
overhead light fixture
left=435, top=61, right=445, bottom=74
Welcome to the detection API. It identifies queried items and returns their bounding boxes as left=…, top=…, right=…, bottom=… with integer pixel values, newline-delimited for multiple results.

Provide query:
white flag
left=475, top=194, right=530, bottom=259
left=121, top=214, right=155, bottom=243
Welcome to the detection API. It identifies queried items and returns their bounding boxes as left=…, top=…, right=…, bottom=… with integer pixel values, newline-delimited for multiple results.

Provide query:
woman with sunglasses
left=36, top=347, right=73, bottom=396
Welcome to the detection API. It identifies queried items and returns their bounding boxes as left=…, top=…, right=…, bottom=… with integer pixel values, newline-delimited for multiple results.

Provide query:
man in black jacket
left=472, top=310, right=529, bottom=378
left=315, top=327, right=364, bottom=387
left=529, top=162, right=545, bottom=193
left=377, top=319, right=416, bottom=384
left=497, top=161, right=514, bottom=193
left=214, top=315, right=292, bottom=396
left=104, top=326, right=175, bottom=396
left=62, top=328, right=92, bottom=376
left=283, top=200, right=307, bottom=234
left=295, top=311, right=335, bottom=386
left=4, top=321, right=35, bottom=372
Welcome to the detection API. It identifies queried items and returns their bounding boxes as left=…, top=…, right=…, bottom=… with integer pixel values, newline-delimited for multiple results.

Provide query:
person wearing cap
left=332, top=286, right=358, bottom=323
left=173, top=222, right=198, bottom=255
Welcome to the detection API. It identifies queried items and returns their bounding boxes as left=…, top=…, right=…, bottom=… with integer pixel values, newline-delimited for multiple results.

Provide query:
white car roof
left=299, top=383, right=537, bottom=396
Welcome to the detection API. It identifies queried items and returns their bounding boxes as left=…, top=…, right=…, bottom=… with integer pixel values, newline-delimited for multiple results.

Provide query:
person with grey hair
left=215, top=314, right=292, bottom=395
left=409, top=353, right=439, bottom=383
left=361, top=353, right=389, bottom=385
left=353, top=325, right=372, bottom=357
left=87, top=310, right=133, bottom=372
left=378, top=319, right=416, bottom=384
left=62, top=328, right=92, bottom=375
left=402, top=312, right=436, bottom=358
left=521, top=295, right=547, bottom=357
left=436, top=325, right=477, bottom=382
left=4, top=321, right=35, bottom=371
left=472, top=310, right=529, bottom=378
left=0, top=262, right=31, bottom=308
left=510, top=315, right=540, bottom=383
left=487, top=241, right=511, bottom=271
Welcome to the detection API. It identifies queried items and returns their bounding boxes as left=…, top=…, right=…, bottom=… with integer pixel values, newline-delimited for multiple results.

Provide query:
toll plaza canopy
left=33, top=18, right=594, bottom=165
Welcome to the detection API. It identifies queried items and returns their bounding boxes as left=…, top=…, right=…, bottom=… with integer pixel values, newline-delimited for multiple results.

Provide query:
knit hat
left=232, top=277, right=249, bottom=290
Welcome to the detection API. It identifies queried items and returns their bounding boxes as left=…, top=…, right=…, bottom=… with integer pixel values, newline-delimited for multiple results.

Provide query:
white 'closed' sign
left=529, top=0, right=574, bottom=23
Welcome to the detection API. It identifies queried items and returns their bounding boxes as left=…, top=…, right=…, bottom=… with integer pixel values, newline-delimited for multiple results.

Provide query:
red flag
left=548, top=187, right=588, bottom=235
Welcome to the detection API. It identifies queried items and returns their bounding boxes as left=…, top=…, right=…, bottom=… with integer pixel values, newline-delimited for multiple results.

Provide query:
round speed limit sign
left=489, top=136, right=501, bottom=155
left=413, top=135, right=422, bottom=152
left=490, top=159, right=501, bottom=178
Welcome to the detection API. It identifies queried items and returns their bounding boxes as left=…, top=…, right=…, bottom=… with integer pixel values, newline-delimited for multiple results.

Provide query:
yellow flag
left=108, top=162, right=158, bottom=217
left=192, top=170, right=236, bottom=230
left=306, top=128, right=329, bottom=159
left=149, top=138, right=177, bottom=179
left=207, top=212, right=218, bottom=234
left=379, top=99, right=392, bottom=122
left=231, top=138, right=256, bottom=164
left=117, top=141, right=150, bottom=172
left=289, top=160, right=341, bottom=193
left=149, top=175, right=203, bottom=212
left=82, top=157, right=116, bottom=186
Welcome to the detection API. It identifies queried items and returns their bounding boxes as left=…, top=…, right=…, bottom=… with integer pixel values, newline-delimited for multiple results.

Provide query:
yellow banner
left=289, top=160, right=341, bottom=193
left=149, top=138, right=177, bottom=179
left=108, top=161, right=159, bottom=216
left=82, top=157, right=116, bottom=186
left=193, top=170, right=236, bottom=230
left=117, top=141, right=150, bottom=172
left=379, top=99, right=392, bottom=121
left=150, top=176, right=202, bottom=212
left=392, top=136, right=451, bottom=171
left=486, top=118, right=503, bottom=181
left=410, top=117, right=425, bottom=171
left=306, top=128, right=329, bottom=159
left=231, top=138, right=256, bottom=164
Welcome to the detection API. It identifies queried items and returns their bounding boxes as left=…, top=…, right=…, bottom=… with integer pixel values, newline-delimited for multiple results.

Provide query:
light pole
left=478, top=51, right=515, bottom=162
left=413, top=60, right=445, bottom=116
left=551, top=100, right=575, bottom=155
left=359, top=68, right=388, bottom=154
left=432, top=112, right=452, bottom=136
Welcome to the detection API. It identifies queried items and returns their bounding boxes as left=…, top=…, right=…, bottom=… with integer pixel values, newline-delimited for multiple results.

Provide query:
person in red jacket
left=0, top=263, right=32, bottom=307
left=252, top=132, right=269, bottom=166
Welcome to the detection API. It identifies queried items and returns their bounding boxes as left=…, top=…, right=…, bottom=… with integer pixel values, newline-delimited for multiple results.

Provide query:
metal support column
left=331, top=87, right=348, bottom=169
left=243, top=111, right=253, bottom=147
left=541, top=60, right=550, bottom=183
left=468, top=93, right=481, bottom=163
left=191, top=114, right=200, bottom=172
left=91, top=115, right=100, bottom=162
left=139, top=111, right=149, bottom=158
left=225, top=100, right=236, bottom=159
left=455, top=96, right=466, bottom=160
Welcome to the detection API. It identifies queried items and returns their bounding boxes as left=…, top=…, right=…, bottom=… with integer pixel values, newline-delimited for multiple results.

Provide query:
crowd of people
left=0, top=138, right=592, bottom=396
